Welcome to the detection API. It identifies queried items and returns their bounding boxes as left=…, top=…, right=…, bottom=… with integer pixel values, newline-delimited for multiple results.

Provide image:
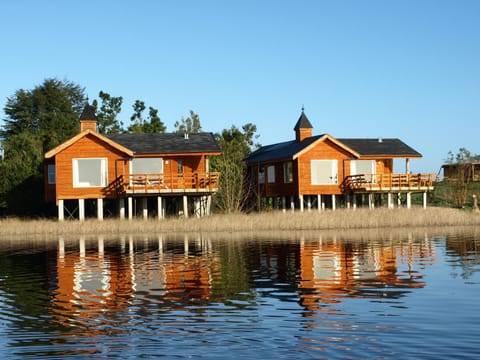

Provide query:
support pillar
left=307, top=196, right=312, bottom=211
left=332, top=195, right=336, bottom=211
left=157, top=196, right=163, bottom=219
left=183, top=195, right=189, bottom=218
left=58, top=199, right=64, bottom=221
left=299, top=195, right=304, bottom=212
left=142, top=197, right=148, bottom=219
left=290, top=197, right=295, bottom=212
left=397, top=193, right=402, bottom=207
left=79, top=199, right=85, bottom=221
left=406, top=192, right=412, bottom=209
left=207, top=195, right=212, bottom=216
left=352, top=195, right=357, bottom=210
left=282, top=197, right=286, bottom=213
left=97, top=198, right=103, bottom=221
left=387, top=193, right=393, bottom=209
left=119, top=198, right=125, bottom=219
left=317, top=195, right=321, bottom=211
left=128, top=197, right=133, bottom=220
left=423, top=192, right=427, bottom=209
left=368, top=194, right=374, bottom=209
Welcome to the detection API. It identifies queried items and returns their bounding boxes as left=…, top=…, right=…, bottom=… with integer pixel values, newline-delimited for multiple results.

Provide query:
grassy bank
left=0, top=207, right=479, bottom=238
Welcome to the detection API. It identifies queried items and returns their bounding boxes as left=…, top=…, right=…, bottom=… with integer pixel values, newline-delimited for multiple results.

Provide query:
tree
left=2, top=78, right=85, bottom=152
left=128, top=100, right=166, bottom=133
left=174, top=110, right=202, bottom=133
left=92, top=91, right=123, bottom=134
left=0, top=78, right=86, bottom=215
left=211, top=123, right=260, bottom=213
left=444, top=148, right=480, bottom=208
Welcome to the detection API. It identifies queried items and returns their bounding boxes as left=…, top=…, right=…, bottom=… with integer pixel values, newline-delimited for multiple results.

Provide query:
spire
left=294, top=107, right=313, bottom=141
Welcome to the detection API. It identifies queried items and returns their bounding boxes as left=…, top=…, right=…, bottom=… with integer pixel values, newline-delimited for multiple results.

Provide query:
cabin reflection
left=298, top=235, right=434, bottom=313
left=50, top=233, right=437, bottom=333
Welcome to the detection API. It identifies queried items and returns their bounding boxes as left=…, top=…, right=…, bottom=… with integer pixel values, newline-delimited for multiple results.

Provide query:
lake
left=0, top=230, right=479, bottom=359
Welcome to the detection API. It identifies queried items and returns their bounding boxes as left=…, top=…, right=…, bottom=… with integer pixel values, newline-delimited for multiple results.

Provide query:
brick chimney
left=79, top=102, right=98, bottom=132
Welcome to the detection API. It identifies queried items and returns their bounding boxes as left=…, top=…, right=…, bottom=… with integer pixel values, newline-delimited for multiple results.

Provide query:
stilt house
left=244, top=109, right=436, bottom=210
left=44, top=104, right=221, bottom=220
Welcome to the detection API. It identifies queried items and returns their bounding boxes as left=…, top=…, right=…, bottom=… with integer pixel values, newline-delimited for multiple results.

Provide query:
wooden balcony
left=343, top=173, right=437, bottom=193
left=117, top=172, right=220, bottom=195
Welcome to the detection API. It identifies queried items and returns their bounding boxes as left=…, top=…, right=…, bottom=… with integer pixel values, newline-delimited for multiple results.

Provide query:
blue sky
left=1, top=0, right=479, bottom=174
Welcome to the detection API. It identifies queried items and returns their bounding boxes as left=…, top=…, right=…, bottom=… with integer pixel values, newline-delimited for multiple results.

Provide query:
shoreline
left=0, top=207, right=479, bottom=239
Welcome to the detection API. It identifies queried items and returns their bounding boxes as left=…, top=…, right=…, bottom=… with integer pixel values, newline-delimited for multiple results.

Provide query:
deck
left=343, top=173, right=436, bottom=193
left=116, top=172, right=220, bottom=195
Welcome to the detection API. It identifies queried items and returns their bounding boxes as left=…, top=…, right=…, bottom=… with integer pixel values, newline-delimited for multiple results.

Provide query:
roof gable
left=44, top=130, right=134, bottom=159
left=245, top=134, right=360, bottom=164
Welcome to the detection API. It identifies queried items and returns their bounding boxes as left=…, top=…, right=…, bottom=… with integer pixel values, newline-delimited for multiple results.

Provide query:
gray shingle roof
left=245, top=136, right=421, bottom=164
left=107, top=132, right=221, bottom=155
left=79, top=103, right=97, bottom=121
left=338, top=138, right=421, bottom=157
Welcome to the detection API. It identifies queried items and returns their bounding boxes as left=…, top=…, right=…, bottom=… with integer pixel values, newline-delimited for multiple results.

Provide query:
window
left=48, top=164, right=56, bottom=184
left=132, top=158, right=164, bottom=174
left=267, top=165, right=275, bottom=183
left=73, top=158, right=107, bottom=187
left=258, top=168, right=265, bottom=184
left=350, top=160, right=375, bottom=175
left=311, top=160, right=338, bottom=185
left=284, top=161, right=293, bottom=183
left=177, top=160, right=183, bottom=174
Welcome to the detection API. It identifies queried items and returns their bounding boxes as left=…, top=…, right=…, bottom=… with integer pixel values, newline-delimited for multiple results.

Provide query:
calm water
left=0, top=231, right=479, bottom=359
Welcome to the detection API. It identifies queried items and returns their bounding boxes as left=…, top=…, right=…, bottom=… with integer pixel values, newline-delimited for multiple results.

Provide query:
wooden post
left=332, top=194, right=336, bottom=210
left=128, top=197, right=133, bottom=220
left=183, top=195, right=188, bottom=218
left=58, top=199, right=64, bottom=221
left=317, top=194, right=322, bottom=211
left=387, top=193, right=393, bottom=209
left=97, top=198, right=103, bottom=221
left=406, top=192, right=412, bottom=209
left=282, top=196, right=286, bottom=213
left=207, top=195, right=212, bottom=215
left=119, top=198, right=125, bottom=219
left=307, top=196, right=312, bottom=211
left=299, top=195, right=304, bottom=212
left=142, top=197, right=148, bottom=219
left=423, top=191, right=427, bottom=209
left=79, top=199, right=85, bottom=221
left=473, top=194, right=478, bottom=212
left=290, top=197, right=295, bottom=212
left=157, top=196, right=163, bottom=219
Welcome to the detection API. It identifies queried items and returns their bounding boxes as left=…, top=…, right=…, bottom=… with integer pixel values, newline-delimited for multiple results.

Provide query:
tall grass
left=0, top=207, right=479, bottom=238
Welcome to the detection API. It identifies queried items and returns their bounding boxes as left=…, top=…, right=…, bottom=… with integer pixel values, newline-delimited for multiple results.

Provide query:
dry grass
left=0, top=207, right=479, bottom=239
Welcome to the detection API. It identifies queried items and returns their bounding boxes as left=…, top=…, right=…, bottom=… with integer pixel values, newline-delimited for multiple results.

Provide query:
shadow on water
left=0, top=227, right=479, bottom=358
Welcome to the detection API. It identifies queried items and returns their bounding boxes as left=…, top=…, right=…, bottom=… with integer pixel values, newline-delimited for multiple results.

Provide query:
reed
left=0, top=207, right=479, bottom=239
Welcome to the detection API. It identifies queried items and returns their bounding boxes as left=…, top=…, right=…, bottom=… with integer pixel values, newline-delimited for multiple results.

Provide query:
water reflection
left=0, top=231, right=479, bottom=358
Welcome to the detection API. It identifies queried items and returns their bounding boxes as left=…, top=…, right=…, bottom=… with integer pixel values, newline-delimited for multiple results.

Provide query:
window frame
left=47, top=164, right=56, bottom=184
left=284, top=161, right=293, bottom=183
left=311, top=159, right=338, bottom=185
left=72, top=158, right=108, bottom=188
left=267, top=165, right=275, bottom=183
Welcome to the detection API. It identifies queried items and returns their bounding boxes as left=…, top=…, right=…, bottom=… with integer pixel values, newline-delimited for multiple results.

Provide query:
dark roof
left=338, top=138, right=421, bottom=157
left=79, top=103, right=97, bottom=121
left=293, top=110, right=313, bottom=130
left=107, top=132, right=221, bottom=155
left=245, top=136, right=421, bottom=164
left=245, top=135, right=324, bottom=163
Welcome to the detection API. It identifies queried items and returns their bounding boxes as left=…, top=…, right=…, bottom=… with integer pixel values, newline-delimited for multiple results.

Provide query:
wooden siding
left=53, top=134, right=131, bottom=201
left=297, top=138, right=354, bottom=195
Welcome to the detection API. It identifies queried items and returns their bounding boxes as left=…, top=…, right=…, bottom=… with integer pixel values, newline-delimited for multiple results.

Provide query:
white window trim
left=311, top=159, right=338, bottom=185
left=73, top=158, right=108, bottom=188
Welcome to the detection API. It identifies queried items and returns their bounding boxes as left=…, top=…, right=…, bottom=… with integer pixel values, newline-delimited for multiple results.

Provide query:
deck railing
left=343, top=173, right=437, bottom=192
left=117, top=172, right=220, bottom=194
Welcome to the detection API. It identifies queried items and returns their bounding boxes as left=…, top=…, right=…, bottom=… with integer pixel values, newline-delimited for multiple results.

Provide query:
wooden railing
left=117, top=172, right=220, bottom=194
left=343, top=173, right=437, bottom=192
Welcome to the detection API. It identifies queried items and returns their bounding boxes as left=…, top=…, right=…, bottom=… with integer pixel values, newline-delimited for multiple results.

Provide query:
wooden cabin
left=244, top=109, right=436, bottom=210
left=442, top=162, right=480, bottom=182
left=44, top=104, right=221, bottom=220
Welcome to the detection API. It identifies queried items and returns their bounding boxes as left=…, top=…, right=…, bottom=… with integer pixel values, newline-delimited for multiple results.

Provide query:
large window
left=311, top=160, right=338, bottom=185
left=284, top=161, right=293, bottom=183
left=258, top=168, right=265, bottom=184
left=267, top=165, right=275, bottom=183
left=132, top=157, right=164, bottom=174
left=73, top=158, right=107, bottom=187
